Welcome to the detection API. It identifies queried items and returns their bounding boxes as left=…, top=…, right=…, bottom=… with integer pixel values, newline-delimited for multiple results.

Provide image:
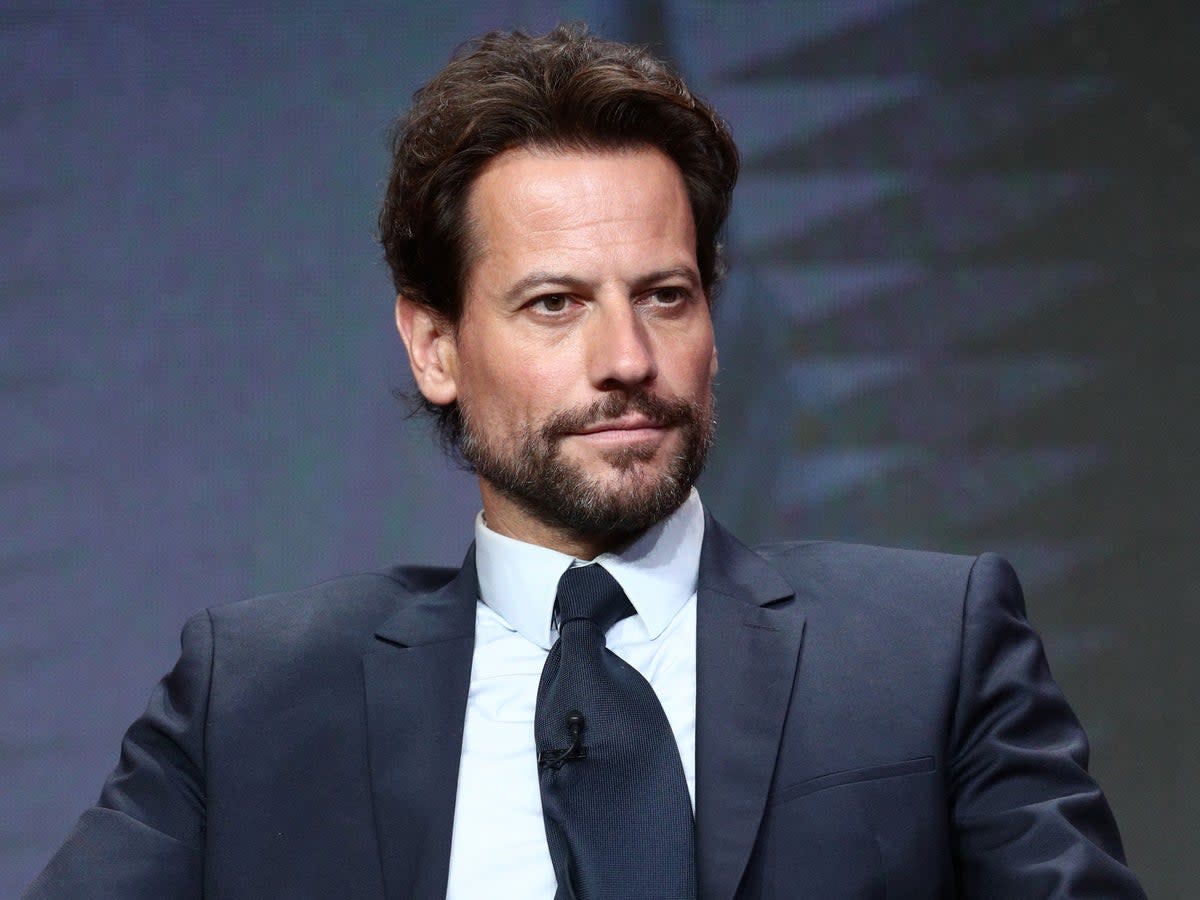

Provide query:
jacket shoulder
left=751, top=538, right=982, bottom=624
left=754, top=538, right=976, bottom=581
left=206, top=563, right=461, bottom=655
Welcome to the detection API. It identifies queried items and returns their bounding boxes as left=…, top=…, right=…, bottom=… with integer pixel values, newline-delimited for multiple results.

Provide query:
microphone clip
left=538, top=710, right=588, bottom=771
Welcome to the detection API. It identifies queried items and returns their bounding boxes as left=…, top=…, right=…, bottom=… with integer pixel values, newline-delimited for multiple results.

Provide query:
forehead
left=461, top=146, right=697, bottom=295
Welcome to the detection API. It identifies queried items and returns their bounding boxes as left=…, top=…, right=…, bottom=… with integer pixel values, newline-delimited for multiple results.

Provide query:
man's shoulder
left=753, top=537, right=974, bottom=573
left=203, top=562, right=463, bottom=654
left=747, top=537, right=983, bottom=618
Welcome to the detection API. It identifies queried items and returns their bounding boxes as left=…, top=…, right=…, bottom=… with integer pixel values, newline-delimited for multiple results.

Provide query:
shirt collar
left=474, top=489, right=706, bottom=649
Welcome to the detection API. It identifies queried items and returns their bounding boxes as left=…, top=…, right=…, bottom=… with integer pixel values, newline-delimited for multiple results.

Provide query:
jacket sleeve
left=947, top=552, right=1145, bottom=898
left=23, top=610, right=212, bottom=899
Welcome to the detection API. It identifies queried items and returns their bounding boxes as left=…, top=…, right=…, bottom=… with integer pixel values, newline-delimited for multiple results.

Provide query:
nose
left=585, top=302, right=657, bottom=390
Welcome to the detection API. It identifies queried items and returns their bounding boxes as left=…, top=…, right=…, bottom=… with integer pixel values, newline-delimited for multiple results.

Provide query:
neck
left=478, top=481, right=635, bottom=560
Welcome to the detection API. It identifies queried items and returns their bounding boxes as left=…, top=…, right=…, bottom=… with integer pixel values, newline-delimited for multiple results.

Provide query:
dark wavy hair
left=378, top=23, right=739, bottom=454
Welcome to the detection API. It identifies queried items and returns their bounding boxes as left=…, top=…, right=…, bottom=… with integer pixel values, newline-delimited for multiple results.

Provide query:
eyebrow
left=501, top=266, right=701, bottom=305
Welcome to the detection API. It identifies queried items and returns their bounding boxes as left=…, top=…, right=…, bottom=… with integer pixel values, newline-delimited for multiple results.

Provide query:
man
left=27, top=24, right=1144, bottom=899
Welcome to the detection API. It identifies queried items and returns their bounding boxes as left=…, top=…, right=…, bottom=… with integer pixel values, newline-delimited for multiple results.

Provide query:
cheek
left=668, top=333, right=718, bottom=394
left=459, top=351, right=566, bottom=429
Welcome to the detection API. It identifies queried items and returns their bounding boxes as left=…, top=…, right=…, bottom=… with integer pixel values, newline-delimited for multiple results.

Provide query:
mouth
left=574, top=416, right=662, bottom=434
left=568, top=416, right=670, bottom=445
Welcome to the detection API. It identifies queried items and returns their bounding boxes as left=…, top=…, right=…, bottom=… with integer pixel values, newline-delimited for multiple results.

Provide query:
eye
left=530, top=294, right=571, bottom=314
left=645, top=286, right=690, bottom=306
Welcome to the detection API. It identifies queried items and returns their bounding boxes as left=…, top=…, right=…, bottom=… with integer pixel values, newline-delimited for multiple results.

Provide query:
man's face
left=423, top=146, right=718, bottom=546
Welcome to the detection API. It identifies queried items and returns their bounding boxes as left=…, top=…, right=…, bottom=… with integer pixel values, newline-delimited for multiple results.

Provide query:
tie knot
left=554, top=564, right=636, bottom=634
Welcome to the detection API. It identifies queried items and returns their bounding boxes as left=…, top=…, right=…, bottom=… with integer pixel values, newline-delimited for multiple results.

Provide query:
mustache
left=539, top=391, right=699, bottom=441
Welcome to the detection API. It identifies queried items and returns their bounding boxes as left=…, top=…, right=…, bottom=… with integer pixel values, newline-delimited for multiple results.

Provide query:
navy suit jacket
left=27, top=514, right=1144, bottom=898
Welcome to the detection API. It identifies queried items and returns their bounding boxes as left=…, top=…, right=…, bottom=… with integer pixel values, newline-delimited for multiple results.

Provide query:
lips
left=539, top=391, right=694, bottom=443
left=572, top=416, right=664, bottom=436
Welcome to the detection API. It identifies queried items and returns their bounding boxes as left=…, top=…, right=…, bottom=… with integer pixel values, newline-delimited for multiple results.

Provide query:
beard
left=459, top=389, right=715, bottom=543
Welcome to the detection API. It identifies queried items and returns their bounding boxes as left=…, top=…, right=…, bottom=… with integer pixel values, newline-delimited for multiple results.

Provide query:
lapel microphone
left=538, top=710, right=587, bottom=771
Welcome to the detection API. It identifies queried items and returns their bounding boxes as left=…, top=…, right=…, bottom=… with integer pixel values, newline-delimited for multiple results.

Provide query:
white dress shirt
left=444, top=489, right=704, bottom=899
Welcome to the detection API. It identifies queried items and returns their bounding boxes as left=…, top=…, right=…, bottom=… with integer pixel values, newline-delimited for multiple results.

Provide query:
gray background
left=3, top=1, right=1196, bottom=895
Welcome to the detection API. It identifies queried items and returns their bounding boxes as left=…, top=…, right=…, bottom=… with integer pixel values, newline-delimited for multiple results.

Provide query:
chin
left=587, top=435, right=674, bottom=470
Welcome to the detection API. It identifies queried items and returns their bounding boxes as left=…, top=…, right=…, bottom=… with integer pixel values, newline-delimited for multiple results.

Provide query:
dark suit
left=27, top=513, right=1144, bottom=898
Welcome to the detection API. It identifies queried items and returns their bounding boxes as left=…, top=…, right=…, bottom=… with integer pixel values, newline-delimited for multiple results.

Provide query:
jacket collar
left=694, top=512, right=806, bottom=900
left=372, top=545, right=478, bottom=647
left=364, top=547, right=479, bottom=899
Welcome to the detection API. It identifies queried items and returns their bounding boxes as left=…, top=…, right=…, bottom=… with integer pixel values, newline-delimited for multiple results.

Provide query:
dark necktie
left=535, top=563, right=696, bottom=900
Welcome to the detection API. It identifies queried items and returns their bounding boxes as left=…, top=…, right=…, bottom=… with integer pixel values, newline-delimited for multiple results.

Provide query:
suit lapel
left=363, top=547, right=478, bottom=900
left=695, top=515, right=806, bottom=900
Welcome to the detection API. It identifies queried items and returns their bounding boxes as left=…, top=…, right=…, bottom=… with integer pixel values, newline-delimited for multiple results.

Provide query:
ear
left=394, top=294, right=459, bottom=406
left=710, top=343, right=719, bottom=378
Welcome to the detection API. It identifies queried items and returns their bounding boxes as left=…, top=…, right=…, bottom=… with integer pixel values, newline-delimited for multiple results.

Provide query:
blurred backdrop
left=3, top=1, right=1196, bottom=894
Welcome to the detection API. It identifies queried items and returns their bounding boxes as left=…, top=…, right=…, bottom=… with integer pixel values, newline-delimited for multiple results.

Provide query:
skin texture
left=396, top=146, right=718, bottom=559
